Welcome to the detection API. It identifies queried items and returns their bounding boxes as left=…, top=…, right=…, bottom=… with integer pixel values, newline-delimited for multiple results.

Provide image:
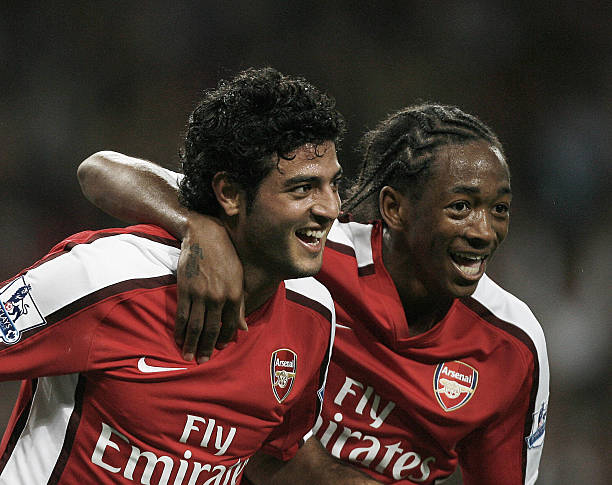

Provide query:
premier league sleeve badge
left=0, top=275, right=46, bottom=345
left=526, top=401, right=548, bottom=448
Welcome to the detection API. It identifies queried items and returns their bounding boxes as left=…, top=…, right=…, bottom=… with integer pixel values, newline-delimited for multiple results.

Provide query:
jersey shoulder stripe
left=469, top=274, right=547, bottom=363
left=284, top=277, right=334, bottom=324
left=0, top=380, right=37, bottom=474
left=464, top=274, right=549, bottom=485
left=3, top=225, right=179, bottom=282
left=325, top=220, right=375, bottom=275
left=47, top=375, right=87, bottom=484
left=284, top=277, right=336, bottom=418
left=56, top=225, right=180, bottom=251
left=0, top=227, right=179, bottom=348
left=21, top=228, right=178, bottom=317
left=0, top=374, right=82, bottom=484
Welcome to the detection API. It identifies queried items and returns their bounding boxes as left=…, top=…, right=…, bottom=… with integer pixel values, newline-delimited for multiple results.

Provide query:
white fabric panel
left=23, top=233, right=179, bottom=320
left=284, top=277, right=334, bottom=317
left=285, top=277, right=336, bottom=438
left=327, top=220, right=374, bottom=269
left=0, top=374, right=79, bottom=484
left=473, top=274, right=550, bottom=485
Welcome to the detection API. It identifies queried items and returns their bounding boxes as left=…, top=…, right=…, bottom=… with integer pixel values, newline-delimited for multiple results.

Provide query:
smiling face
left=390, top=140, right=511, bottom=300
left=233, top=141, right=342, bottom=286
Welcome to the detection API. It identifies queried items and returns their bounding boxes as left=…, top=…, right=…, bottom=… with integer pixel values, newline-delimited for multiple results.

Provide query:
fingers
left=236, top=297, right=247, bottom=331
left=196, top=303, right=223, bottom=363
left=216, top=302, right=242, bottom=351
left=182, top=298, right=205, bottom=361
left=174, top=291, right=191, bottom=349
left=175, top=284, right=248, bottom=363
left=218, top=295, right=247, bottom=345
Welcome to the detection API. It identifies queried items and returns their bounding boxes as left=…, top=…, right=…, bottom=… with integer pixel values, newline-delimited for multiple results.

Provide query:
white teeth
left=457, top=264, right=481, bottom=276
left=298, top=229, right=325, bottom=238
left=453, top=252, right=485, bottom=261
left=451, top=252, right=486, bottom=277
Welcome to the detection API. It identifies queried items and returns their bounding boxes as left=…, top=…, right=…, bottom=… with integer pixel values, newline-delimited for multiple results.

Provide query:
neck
left=224, top=219, right=281, bottom=315
left=242, top=261, right=281, bottom=315
left=382, top=227, right=454, bottom=336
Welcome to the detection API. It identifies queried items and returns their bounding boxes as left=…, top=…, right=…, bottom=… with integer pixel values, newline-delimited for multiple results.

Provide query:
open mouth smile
left=450, top=251, right=488, bottom=279
left=296, top=228, right=326, bottom=251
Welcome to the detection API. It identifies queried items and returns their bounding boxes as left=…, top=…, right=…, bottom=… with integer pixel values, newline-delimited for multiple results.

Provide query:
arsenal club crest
left=270, top=348, right=297, bottom=403
left=433, top=360, right=478, bottom=411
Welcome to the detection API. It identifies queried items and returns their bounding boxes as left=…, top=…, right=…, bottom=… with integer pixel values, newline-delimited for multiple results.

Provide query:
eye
left=493, top=203, right=510, bottom=216
left=331, top=177, right=342, bottom=192
left=446, top=201, right=471, bottom=219
left=449, top=201, right=470, bottom=212
left=292, top=184, right=312, bottom=194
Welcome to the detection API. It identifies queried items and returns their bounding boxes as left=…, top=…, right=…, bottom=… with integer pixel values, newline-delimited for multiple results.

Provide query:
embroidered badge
left=270, top=348, right=297, bottom=403
left=433, top=360, right=478, bottom=411
left=525, top=401, right=547, bottom=448
left=0, top=276, right=46, bottom=345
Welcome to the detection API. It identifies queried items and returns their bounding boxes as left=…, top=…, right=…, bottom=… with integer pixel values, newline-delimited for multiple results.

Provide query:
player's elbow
left=77, top=151, right=119, bottom=204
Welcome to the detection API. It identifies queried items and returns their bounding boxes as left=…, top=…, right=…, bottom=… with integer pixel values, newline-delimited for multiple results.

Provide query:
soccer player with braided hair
left=78, top=102, right=549, bottom=484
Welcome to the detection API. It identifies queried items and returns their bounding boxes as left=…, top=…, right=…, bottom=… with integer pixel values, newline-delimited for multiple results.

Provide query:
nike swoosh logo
left=137, top=357, right=188, bottom=373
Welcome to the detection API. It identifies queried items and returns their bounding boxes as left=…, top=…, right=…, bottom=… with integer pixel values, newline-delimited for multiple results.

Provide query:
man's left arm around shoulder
left=245, top=436, right=381, bottom=485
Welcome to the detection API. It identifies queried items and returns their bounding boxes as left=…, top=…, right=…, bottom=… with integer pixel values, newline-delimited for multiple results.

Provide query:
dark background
left=1, top=2, right=610, bottom=483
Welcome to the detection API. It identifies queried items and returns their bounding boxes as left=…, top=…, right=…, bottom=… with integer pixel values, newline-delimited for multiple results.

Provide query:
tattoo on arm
left=186, top=244, right=204, bottom=278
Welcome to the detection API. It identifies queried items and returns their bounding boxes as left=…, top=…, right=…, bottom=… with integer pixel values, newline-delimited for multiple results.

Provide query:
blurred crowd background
left=1, top=2, right=610, bottom=483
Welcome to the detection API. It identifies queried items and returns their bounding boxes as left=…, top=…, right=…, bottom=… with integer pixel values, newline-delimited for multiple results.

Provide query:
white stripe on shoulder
left=284, top=277, right=334, bottom=316
left=285, top=277, right=336, bottom=426
left=472, top=274, right=550, bottom=485
left=21, top=233, right=179, bottom=320
left=0, top=374, right=79, bottom=484
left=472, top=274, right=547, bottom=356
left=327, top=220, right=374, bottom=269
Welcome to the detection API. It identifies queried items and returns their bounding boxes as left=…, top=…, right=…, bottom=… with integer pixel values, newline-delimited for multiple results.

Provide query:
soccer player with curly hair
left=77, top=101, right=549, bottom=484
left=0, top=68, right=381, bottom=485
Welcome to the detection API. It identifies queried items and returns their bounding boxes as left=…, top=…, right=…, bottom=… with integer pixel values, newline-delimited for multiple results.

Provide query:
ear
left=379, top=186, right=409, bottom=230
left=212, top=172, right=242, bottom=217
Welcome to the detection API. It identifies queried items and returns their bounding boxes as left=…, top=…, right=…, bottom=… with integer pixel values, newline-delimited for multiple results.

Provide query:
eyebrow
left=450, top=185, right=512, bottom=196
left=284, top=167, right=343, bottom=186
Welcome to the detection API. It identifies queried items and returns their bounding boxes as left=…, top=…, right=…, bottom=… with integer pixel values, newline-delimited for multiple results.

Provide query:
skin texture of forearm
left=246, top=438, right=381, bottom=485
left=78, top=151, right=247, bottom=361
left=77, top=151, right=190, bottom=239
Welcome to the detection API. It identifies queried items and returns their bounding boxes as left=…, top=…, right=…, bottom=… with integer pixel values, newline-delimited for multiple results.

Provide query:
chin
left=287, top=259, right=324, bottom=279
left=449, top=280, right=480, bottom=298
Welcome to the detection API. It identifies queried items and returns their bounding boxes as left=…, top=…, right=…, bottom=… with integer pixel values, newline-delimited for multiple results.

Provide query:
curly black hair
left=179, top=67, right=346, bottom=215
left=343, top=103, right=504, bottom=221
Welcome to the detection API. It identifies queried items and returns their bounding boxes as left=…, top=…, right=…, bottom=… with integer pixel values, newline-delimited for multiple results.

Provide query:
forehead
left=430, top=140, right=510, bottom=192
left=269, top=141, right=340, bottom=182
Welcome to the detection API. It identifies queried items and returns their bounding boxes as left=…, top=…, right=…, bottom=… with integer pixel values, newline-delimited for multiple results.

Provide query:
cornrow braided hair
left=344, top=103, right=504, bottom=221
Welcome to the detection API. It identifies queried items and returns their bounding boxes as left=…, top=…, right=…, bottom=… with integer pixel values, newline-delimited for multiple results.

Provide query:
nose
left=465, top=209, right=496, bottom=248
left=311, top=187, right=341, bottom=222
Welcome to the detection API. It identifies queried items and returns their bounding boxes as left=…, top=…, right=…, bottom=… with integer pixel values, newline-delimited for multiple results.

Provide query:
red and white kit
left=311, top=220, right=549, bottom=485
left=0, top=225, right=335, bottom=485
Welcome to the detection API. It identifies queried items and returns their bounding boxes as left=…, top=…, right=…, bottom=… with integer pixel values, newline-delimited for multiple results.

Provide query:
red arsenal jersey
left=0, top=225, right=335, bottom=485
left=311, top=220, right=549, bottom=485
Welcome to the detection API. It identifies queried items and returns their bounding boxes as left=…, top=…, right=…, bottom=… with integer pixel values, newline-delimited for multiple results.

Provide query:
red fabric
left=0, top=225, right=332, bottom=484
left=311, top=220, right=545, bottom=484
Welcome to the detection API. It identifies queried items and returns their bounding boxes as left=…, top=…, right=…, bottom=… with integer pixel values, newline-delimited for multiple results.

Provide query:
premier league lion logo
left=270, top=348, right=297, bottom=403
left=433, top=360, right=478, bottom=411
left=0, top=276, right=45, bottom=345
